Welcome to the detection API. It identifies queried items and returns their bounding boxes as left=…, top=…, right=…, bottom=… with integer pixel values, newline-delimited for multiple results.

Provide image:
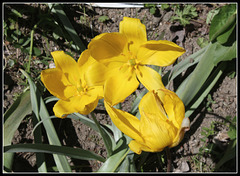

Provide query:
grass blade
left=4, top=144, right=105, bottom=162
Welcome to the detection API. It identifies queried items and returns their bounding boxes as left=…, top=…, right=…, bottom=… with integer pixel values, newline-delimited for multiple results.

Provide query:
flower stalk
left=165, top=147, right=172, bottom=172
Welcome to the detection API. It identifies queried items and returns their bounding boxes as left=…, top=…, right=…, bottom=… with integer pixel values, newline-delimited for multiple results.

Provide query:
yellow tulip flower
left=104, top=88, right=190, bottom=154
left=41, top=50, right=106, bottom=118
left=88, top=17, right=185, bottom=106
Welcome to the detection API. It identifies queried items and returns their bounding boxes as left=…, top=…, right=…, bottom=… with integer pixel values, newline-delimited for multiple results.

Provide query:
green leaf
left=213, top=41, right=236, bottom=66
left=150, top=7, right=156, bottom=15
left=161, top=4, right=170, bottom=11
left=44, top=96, right=59, bottom=104
left=3, top=90, right=32, bottom=171
left=209, top=4, right=236, bottom=43
left=162, top=43, right=207, bottom=87
left=228, top=128, right=236, bottom=140
left=117, top=150, right=136, bottom=172
left=49, top=4, right=86, bottom=53
left=97, top=137, right=130, bottom=172
left=98, top=15, right=110, bottom=23
left=214, top=139, right=236, bottom=170
left=197, top=37, right=209, bottom=48
left=185, top=62, right=226, bottom=118
left=20, top=69, right=71, bottom=172
left=91, top=112, right=113, bottom=157
left=4, top=144, right=105, bottom=162
left=176, top=43, right=215, bottom=106
left=68, top=113, right=115, bottom=155
left=33, top=47, right=41, bottom=56
left=206, top=8, right=220, bottom=25
left=11, top=8, right=23, bottom=18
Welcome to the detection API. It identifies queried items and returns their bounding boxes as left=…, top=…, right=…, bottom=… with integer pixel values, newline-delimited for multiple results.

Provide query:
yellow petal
left=137, top=40, right=185, bottom=66
left=128, top=140, right=153, bottom=155
left=104, top=67, right=139, bottom=106
left=53, top=96, right=82, bottom=118
left=51, top=51, right=81, bottom=86
left=88, top=33, right=128, bottom=64
left=170, top=116, right=190, bottom=148
left=78, top=49, right=96, bottom=74
left=104, top=101, right=143, bottom=142
left=139, top=91, right=167, bottom=122
left=119, top=17, right=147, bottom=53
left=87, top=85, right=104, bottom=100
left=79, top=50, right=109, bottom=86
left=139, top=111, right=177, bottom=152
left=53, top=91, right=100, bottom=118
left=136, top=65, right=164, bottom=91
left=41, top=68, right=77, bottom=100
left=157, top=89, right=185, bottom=129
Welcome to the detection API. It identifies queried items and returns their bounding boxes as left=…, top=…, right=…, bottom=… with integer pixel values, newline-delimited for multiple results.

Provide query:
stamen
left=128, top=41, right=134, bottom=51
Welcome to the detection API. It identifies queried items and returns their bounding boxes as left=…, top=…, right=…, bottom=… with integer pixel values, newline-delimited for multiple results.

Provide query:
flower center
left=76, top=80, right=88, bottom=95
left=129, top=58, right=136, bottom=66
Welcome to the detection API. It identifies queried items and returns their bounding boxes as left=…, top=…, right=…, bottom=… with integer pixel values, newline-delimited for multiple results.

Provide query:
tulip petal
left=104, top=66, right=139, bottom=106
left=51, top=51, right=81, bottom=86
left=104, top=101, right=143, bottom=142
left=158, top=89, right=185, bottom=129
left=41, top=68, right=77, bottom=100
left=136, top=65, right=164, bottom=91
left=87, top=85, right=104, bottom=100
left=119, top=17, right=147, bottom=53
left=128, top=140, right=153, bottom=155
left=53, top=91, right=100, bottom=118
left=78, top=50, right=109, bottom=86
left=53, top=96, right=82, bottom=118
left=88, top=33, right=128, bottom=64
left=139, top=111, right=177, bottom=152
left=170, top=116, right=190, bottom=148
left=139, top=91, right=167, bottom=122
left=77, top=49, right=96, bottom=74
left=137, top=40, right=185, bottom=67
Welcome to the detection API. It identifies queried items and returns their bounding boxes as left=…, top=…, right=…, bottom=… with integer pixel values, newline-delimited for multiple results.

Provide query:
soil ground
left=3, top=3, right=237, bottom=172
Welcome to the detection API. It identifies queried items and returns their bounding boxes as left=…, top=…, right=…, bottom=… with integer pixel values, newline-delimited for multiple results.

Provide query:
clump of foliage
left=171, top=4, right=198, bottom=26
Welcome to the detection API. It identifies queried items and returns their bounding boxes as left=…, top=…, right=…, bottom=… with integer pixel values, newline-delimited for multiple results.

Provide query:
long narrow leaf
left=97, top=137, right=130, bottom=172
left=176, top=43, right=216, bottom=106
left=68, top=113, right=115, bottom=155
left=162, top=45, right=208, bottom=86
left=23, top=74, right=47, bottom=172
left=44, top=96, right=59, bottom=104
left=117, top=150, right=136, bottom=172
left=4, top=144, right=105, bottom=162
left=49, top=3, right=86, bottom=53
left=91, top=112, right=113, bottom=157
left=3, top=90, right=31, bottom=171
left=20, top=69, right=71, bottom=172
left=185, top=62, right=226, bottom=117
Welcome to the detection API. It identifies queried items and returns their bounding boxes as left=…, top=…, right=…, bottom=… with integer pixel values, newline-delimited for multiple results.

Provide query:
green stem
left=27, top=24, right=37, bottom=74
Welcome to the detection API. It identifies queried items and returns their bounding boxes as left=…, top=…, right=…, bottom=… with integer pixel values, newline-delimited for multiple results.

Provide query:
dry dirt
left=3, top=3, right=237, bottom=172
